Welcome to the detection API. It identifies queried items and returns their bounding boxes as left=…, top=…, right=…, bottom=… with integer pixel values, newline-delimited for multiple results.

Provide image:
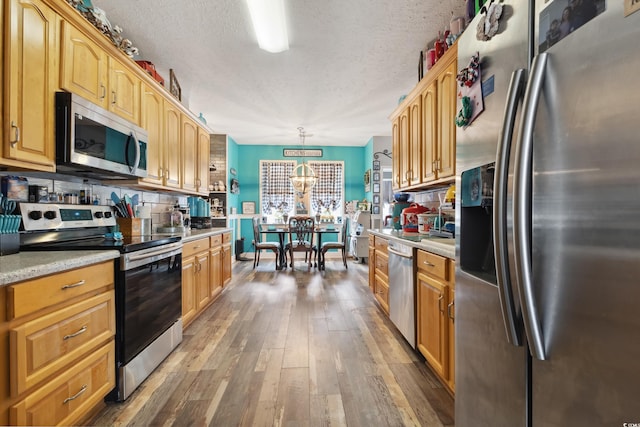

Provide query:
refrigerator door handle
left=513, top=53, right=548, bottom=361
left=494, top=68, right=527, bottom=347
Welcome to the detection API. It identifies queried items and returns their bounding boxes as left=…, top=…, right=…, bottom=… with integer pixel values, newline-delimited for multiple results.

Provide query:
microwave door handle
left=131, top=130, right=141, bottom=173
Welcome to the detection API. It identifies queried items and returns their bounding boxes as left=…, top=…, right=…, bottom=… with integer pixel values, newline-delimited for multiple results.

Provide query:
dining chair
left=252, top=217, right=281, bottom=269
left=285, top=216, right=317, bottom=270
left=320, top=219, right=349, bottom=269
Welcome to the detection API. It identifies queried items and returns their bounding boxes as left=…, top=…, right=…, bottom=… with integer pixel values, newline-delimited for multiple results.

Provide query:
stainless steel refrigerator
left=455, top=0, right=640, bottom=425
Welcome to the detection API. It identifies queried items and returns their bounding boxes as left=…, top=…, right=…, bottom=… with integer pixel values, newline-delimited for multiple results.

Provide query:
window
left=259, top=160, right=295, bottom=222
left=308, top=161, right=344, bottom=222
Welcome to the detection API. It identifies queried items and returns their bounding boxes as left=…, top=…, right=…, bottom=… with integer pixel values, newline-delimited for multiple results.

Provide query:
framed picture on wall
left=373, top=160, right=380, bottom=171
left=373, top=172, right=380, bottom=182
left=373, top=205, right=380, bottom=215
left=373, top=194, right=380, bottom=204
left=373, top=183, right=380, bottom=194
left=242, top=201, right=255, bottom=214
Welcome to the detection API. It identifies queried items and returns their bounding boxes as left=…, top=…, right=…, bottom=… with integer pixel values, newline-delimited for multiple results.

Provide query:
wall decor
left=373, top=172, right=380, bottom=182
left=242, top=201, right=255, bottom=214
left=373, top=183, right=380, bottom=194
left=230, top=178, right=240, bottom=194
left=283, top=149, right=323, bottom=157
left=373, top=194, right=380, bottom=204
left=373, top=205, right=380, bottom=215
left=372, top=160, right=381, bottom=171
left=364, top=169, right=371, bottom=193
left=170, top=69, right=181, bottom=101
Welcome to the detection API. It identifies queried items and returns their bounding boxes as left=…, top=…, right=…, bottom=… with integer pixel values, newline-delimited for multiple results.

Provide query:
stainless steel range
left=19, top=202, right=183, bottom=401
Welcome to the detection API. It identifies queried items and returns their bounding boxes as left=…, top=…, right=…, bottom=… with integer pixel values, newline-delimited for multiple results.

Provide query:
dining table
left=259, top=224, right=341, bottom=270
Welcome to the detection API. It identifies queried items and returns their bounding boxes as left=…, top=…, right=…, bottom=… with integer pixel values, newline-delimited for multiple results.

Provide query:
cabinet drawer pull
left=63, top=385, right=87, bottom=404
left=61, top=279, right=86, bottom=290
left=10, top=121, right=20, bottom=146
left=422, top=260, right=435, bottom=267
left=63, top=325, right=87, bottom=340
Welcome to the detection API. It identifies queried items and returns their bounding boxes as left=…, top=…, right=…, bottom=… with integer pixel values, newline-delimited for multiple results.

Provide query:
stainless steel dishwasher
left=387, top=240, right=416, bottom=348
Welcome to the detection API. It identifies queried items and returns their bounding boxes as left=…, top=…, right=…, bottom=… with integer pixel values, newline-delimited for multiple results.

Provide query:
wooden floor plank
left=89, top=258, right=454, bottom=426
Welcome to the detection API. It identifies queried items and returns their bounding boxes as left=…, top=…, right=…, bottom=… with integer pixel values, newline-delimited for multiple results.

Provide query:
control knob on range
left=28, top=210, right=43, bottom=220
left=104, top=211, right=112, bottom=218
left=94, top=211, right=104, bottom=219
left=44, top=211, right=57, bottom=220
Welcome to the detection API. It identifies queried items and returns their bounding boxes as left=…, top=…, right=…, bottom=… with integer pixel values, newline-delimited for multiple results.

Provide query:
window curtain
left=309, top=161, right=343, bottom=213
left=260, top=161, right=295, bottom=214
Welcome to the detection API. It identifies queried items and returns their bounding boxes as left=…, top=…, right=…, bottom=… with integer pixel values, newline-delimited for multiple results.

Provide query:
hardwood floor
left=90, top=257, right=454, bottom=426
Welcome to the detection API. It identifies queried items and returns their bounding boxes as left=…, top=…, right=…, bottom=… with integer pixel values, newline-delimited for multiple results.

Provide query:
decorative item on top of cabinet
left=169, top=69, right=181, bottom=101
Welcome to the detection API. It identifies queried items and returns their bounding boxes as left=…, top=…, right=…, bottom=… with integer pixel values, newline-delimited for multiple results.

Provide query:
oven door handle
left=126, top=242, right=183, bottom=261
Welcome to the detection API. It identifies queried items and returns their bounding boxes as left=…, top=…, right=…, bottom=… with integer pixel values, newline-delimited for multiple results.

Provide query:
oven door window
left=120, top=254, right=181, bottom=364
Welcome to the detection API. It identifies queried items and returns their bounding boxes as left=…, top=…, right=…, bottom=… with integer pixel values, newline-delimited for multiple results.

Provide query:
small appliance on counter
left=349, top=210, right=371, bottom=262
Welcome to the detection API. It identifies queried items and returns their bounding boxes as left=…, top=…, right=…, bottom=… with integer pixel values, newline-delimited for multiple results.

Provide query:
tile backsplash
left=1, top=173, right=193, bottom=230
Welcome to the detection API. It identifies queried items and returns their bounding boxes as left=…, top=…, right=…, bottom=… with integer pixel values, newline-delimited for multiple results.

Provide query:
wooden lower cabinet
left=182, top=232, right=231, bottom=329
left=2, top=261, right=116, bottom=425
left=416, top=249, right=455, bottom=394
left=372, top=236, right=389, bottom=314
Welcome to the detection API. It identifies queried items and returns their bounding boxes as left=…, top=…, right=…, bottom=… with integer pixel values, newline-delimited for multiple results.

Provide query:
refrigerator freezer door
left=530, top=0, right=640, bottom=424
left=456, top=272, right=527, bottom=427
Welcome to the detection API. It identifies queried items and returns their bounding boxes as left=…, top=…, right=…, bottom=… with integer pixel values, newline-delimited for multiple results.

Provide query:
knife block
left=116, top=218, right=142, bottom=237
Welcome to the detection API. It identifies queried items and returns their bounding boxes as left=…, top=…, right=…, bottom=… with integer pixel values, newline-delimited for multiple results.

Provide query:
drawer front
left=10, top=291, right=115, bottom=396
left=7, top=262, right=114, bottom=320
left=183, top=237, right=209, bottom=258
left=222, top=232, right=232, bottom=244
left=417, top=250, right=448, bottom=281
left=10, top=342, right=115, bottom=427
left=375, top=251, right=389, bottom=277
left=374, top=276, right=389, bottom=314
left=374, top=237, right=388, bottom=253
left=209, top=234, right=222, bottom=247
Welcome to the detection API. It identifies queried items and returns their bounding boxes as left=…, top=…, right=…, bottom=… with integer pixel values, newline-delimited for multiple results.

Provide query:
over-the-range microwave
left=55, top=91, right=148, bottom=179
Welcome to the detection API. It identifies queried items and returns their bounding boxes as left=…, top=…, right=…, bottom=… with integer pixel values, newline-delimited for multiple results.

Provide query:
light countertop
left=368, top=228, right=456, bottom=259
left=0, top=250, right=120, bottom=287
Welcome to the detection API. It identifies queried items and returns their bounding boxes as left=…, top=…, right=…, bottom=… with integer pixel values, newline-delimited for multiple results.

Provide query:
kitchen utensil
left=131, top=194, right=139, bottom=207
left=111, top=192, right=121, bottom=205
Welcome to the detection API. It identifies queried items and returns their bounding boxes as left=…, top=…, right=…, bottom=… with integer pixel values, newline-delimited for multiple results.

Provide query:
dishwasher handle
left=388, top=246, right=413, bottom=259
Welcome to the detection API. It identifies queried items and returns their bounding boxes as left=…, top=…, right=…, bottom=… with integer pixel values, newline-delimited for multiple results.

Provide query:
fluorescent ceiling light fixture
left=246, top=0, right=289, bottom=53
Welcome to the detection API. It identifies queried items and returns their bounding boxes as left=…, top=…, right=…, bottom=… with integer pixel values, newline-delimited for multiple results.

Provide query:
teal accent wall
left=231, top=144, right=368, bottom=253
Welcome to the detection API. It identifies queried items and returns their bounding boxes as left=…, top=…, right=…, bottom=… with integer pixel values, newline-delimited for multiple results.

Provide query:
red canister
left=400, top=203, right=429, bottom=233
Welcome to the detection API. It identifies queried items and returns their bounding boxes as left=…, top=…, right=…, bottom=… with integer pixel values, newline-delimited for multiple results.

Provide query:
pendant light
left=289, top=127, right=317, bottom=195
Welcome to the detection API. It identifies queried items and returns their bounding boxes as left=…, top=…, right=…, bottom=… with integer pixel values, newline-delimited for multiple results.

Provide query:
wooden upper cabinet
left=108, top=57, right=141, bottom=125
left=141, top=83, right=164, bottom=186
left=197, top=128, right=211, bottom=195
left=391, top=117, right=401, bottom=191
left=181, top=115, right=198, bottom=193
left=398, top=108, right=410, bottom=189
left=421, top=80, right=438, bottom=183
left=4, top=0, right=58, bottom=170
left=408, top=97, right=421, bottom=187
left=61, top=22, right=141, bottom=125
left=437, top=55, right=457, bottom=180
left=60, top=21, right=108, bottom=109
left=163, top=102, right=182, bottom=189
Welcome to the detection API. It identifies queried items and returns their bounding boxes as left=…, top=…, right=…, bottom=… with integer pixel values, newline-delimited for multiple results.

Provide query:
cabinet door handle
left=10, top=121, right=20, bottom=146
left=438, top=294, right=445, bottom=314
left=63, top=385, right=87, bottom=404
left=63, top=325, right=87, bottom=340
left=61, top=279, right=86, bottom=290
left=100, top=84, right=106, bottom=99
left=448, top=300, right=455, bottom=321
left=159, top=168, right=164, bottom=178
left=111, top=91, right=117, bottom=105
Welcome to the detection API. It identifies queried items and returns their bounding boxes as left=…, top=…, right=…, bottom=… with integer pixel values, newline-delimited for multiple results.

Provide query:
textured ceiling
left=91, top=0, right=466, bottom=146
